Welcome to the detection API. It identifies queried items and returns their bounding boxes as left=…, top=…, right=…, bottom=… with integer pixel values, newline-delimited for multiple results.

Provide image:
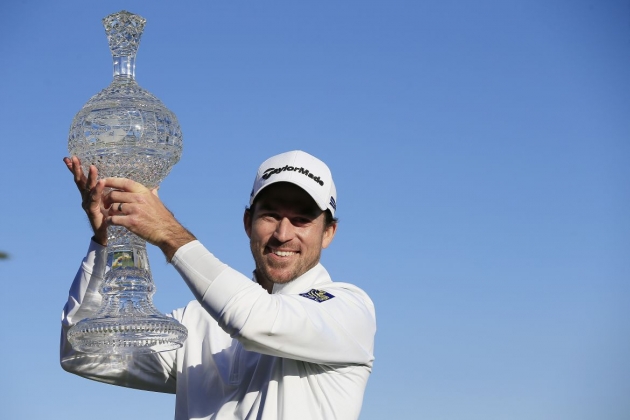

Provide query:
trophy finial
left=102, top=10, right=147, bottom=57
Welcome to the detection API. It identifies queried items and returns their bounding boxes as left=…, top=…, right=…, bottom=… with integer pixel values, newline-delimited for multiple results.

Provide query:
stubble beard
left=250, top=241, right=320, bottom=286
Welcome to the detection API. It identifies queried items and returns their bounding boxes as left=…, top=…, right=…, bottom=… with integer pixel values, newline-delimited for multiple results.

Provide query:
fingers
left=65, top=156, right=98, bottom=196
left=103, top=177, right=147, bottom=193
left=70, top=156, right=85, bottom=186
left=91, top=179, right=105, bottom=209
left=63, top=157, right=73, bottom=173
left=102, top=178, right=151, bottom=214
left=103, top=189, right=137, bottom=209
left=64, top=156, right=108, bottom=241
left=83, top=179, right=104, bottom=212
left=107, top=201, right=135, bottom=216
left=63, top=156, right=82, bottom=179
left=105, top=214, right=125, bottom=229
left=115, top=201, right=130, bottom=214
left=86, top=164, right=99, bottom=191
left=105, top=202, right=138, bottom=227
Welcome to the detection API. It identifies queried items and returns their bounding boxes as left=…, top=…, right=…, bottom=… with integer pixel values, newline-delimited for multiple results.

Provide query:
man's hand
left=63, top=156, right=108, bottom=246
left=103, top=178, right=196, bottom=261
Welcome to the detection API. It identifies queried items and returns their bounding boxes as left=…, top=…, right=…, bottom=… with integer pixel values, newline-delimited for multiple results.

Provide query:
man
left=60, top=150, right=376, bottom=420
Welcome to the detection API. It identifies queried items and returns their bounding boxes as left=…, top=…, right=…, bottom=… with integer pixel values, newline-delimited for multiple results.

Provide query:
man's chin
left=268, top=273, right=297, bottom=285
left=260, top=267, right=298, bottom=285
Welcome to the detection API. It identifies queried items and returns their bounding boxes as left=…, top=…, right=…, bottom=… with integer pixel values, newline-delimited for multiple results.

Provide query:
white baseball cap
left=249, top=150, right=337, bottom=217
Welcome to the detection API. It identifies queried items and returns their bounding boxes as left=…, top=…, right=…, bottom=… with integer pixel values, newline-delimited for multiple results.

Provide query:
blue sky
left=0, top=1, right=628, bottom=419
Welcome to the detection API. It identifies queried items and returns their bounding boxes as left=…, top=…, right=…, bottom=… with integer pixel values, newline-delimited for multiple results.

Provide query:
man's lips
left=265, top=247, right=299, bottom=257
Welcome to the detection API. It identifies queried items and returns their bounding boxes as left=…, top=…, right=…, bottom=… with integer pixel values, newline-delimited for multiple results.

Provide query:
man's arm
left=172, top=241, right=376, bottom=367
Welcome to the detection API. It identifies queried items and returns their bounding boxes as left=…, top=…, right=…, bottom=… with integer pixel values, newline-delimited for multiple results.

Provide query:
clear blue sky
left=0, top=1, right=628, bottom=419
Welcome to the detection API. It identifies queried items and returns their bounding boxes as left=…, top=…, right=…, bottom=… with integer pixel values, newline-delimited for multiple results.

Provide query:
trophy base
left=68, top=314, right=188, bottom=354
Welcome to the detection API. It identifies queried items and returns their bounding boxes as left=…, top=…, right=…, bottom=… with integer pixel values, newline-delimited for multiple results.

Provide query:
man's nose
left=273, top=217, right=294, bottom=242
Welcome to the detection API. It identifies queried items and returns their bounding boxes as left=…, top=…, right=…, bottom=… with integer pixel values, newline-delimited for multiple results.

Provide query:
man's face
left=244, top=182, right=336, bottom=286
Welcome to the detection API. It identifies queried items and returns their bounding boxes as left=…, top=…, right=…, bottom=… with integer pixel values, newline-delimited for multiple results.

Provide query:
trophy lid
left=102, top=10, right=147, bottom=57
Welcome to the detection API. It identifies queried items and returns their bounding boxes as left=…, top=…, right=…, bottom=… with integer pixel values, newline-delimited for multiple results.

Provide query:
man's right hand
left=63, top=156, right=108, bottom=246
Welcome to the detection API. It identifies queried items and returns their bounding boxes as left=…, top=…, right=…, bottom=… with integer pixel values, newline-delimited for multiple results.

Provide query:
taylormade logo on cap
left=262, top=165, right=325, bottom=186
left=249, top=150, right=337, bottom=217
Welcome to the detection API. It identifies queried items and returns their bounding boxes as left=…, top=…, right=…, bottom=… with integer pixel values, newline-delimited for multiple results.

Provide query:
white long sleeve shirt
left=61, top=240, right=376, bottom=420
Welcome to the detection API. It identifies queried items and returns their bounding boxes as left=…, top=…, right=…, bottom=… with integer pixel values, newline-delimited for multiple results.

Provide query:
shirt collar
left=253, top=263, right=332, bottom=295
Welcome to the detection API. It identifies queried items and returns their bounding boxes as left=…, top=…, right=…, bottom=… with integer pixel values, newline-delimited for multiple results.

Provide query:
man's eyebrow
left=294, top=207, right=322, bottom=219
left=255, top=202, right=277, bottom=212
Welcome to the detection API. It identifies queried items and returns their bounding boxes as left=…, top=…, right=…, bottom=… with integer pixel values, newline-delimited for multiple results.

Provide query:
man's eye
left=262, top=213, right=281, bottom=221
left=292, top=217, right=312, bottom=226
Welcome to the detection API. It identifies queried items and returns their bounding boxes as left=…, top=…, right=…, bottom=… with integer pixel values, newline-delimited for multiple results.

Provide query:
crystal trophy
left=67, top=11, right=187, bottom=354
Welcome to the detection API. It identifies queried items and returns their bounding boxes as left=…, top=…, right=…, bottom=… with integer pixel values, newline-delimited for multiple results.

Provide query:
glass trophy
left=67, top=11, right=187, bottom=354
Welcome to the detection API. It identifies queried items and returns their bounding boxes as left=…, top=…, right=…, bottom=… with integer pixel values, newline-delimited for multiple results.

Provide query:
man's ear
left=321, top=222, right=337, bottom=249
left=243, top=208, right=252, bottom=238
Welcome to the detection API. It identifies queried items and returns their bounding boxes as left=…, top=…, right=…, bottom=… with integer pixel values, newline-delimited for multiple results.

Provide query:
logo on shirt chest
left=299, top=289, right=335, bottom=302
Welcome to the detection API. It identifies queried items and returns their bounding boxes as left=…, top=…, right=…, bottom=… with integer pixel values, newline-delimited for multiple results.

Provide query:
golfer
left=61, top=150, right=376, bottom=420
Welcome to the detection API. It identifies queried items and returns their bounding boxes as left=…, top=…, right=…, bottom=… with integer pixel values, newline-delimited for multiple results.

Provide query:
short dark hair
left=324, top=210, right=338, bottom=228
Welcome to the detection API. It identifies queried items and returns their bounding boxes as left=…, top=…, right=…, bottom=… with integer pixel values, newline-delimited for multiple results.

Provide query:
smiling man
left=61, top=150, right=376, bottom=420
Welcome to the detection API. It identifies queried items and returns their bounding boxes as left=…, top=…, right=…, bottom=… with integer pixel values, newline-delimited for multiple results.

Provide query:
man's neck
left=254, top=271, right=274, bottom=294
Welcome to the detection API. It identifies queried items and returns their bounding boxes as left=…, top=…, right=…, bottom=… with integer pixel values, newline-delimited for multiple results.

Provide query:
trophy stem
left=67, top=226, right=187, bottom=354
left=113, top=56, right=136, bottom=79
left=102, top=226, right=154, bottom=311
